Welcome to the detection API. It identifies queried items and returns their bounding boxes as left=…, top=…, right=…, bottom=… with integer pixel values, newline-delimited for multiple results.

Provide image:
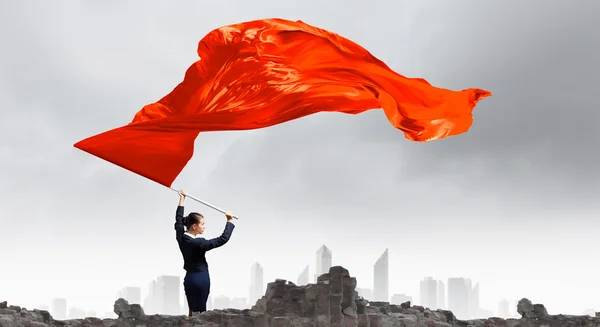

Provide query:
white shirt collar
left=184, top=232, right=201, bottom=239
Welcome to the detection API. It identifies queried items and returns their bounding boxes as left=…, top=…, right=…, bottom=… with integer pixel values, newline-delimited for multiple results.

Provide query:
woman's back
left=177, top=224, right=235, bottom=272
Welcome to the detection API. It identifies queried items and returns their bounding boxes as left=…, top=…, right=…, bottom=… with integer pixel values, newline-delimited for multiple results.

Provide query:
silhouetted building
left=160, top=275, right=181, bottom=315
left=315, top=245, right=332, bottom=282
left=144, top=280, right=161, bottom=314
left=373, top=249, right=389, bottom=302
left=437, top=280, right=446, bottom=310
left=356, top=288, right=374, bottom=300
left=420, top=277, right=438, bottom=309
left=213, top=295, right=230, bottom=309
left=51, top=299, right=67, bottom=320
left=144, top=275, right=180, bottom=315
left=231, top=297, right=247, bottom=309
left=391, top=294, right=412, bottom=305
left=447, top=278, right=471, bottom=319
left=470, top=282, right=480, bottom=318
left=68, top=307, right=86, bottom=319
left=249, top=262, right=264, bottom=306
left=297, top=265, right=309, bottom=286
left=118, top=286, right=141, bottom=305
left=497, top=299, right=509, bottom=318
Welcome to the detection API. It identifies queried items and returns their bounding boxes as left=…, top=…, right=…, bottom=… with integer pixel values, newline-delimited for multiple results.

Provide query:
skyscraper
left=213, top=295, right=230, bottom=309
left=230, top=298, right=248, bottom=309
left=144, top=280, right=161, bottom=314
left=315, top=245, right=332, bottom=281
left=297, top=265, right=309, bottom=286
left=373, top=248, right=389, bottom=302
left=249, top=262, right=264, bottom=305
left=470, top=282, right=480, bottom=318
left=447, top=278, right=471, bottom=319
left=51, top=299, right=66, bottom=320
left=419, top=277, right=438, bottom=309
left=118, top=286, right=141, bottom=305
left=144, top=275, right=181, bottom=315
left=68, top=307, right=86, bottom=319
left=437, top=280, right=446, bottom=310
left=157, top=275, right=181, bottom=315
left=497, top=299, right=509, bottom=318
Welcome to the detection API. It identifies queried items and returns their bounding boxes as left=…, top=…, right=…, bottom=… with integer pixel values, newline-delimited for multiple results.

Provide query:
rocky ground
left=1, top=266, right=598, bottom=327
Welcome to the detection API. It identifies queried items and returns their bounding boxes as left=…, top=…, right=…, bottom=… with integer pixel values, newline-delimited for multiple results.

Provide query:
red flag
left=74, top=18, right=491, bottom=187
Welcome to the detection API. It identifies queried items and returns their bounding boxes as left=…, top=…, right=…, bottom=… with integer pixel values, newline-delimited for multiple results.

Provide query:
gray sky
left=1, top=0, right=598, bottom=318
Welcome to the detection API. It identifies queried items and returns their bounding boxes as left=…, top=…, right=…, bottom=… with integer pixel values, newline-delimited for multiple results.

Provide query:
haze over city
left=1, top=0, right=598, bottom=320
left=25, top=245, right=553, bottom=320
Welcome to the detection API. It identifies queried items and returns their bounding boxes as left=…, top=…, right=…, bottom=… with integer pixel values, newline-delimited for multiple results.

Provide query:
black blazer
left=174, top=206, right=235, bottom=272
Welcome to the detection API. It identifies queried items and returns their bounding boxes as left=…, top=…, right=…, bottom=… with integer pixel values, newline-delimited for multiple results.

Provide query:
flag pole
left=168, top=187, right=239, bottom=220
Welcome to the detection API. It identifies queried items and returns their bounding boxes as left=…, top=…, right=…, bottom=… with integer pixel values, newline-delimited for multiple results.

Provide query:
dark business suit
left=174, top=206, right=235, bottom=313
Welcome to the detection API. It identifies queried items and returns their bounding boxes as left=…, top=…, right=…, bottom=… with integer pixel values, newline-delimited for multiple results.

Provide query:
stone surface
left=1, top=266, right=598, bottom=327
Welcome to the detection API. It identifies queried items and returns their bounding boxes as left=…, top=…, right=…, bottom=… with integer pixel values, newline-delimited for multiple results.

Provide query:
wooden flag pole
left=168, top=187, right=239, bottom=220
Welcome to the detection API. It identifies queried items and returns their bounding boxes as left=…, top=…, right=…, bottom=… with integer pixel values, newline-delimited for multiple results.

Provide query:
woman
left=174, top=189, right=235, bottom=316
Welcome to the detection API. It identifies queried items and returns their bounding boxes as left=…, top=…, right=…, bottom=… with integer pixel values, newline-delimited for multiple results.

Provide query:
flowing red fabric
left=74, top=18, right=491, bottom=187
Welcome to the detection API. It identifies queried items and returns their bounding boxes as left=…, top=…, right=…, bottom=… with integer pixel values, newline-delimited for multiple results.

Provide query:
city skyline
left=2, top=0, right=598, bottom=320
left=35, top=245, right=564, bottom=320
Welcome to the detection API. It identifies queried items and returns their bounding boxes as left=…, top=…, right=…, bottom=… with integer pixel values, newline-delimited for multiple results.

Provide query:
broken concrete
left=1, top=266, right=598, bottom=326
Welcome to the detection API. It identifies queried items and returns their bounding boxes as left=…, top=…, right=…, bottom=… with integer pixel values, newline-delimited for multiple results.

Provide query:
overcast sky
left=0, top=0, right=598, bottom=319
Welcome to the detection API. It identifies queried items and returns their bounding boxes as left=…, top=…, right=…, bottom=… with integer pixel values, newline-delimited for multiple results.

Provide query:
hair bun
left=182, top=216, right=188, bottom=226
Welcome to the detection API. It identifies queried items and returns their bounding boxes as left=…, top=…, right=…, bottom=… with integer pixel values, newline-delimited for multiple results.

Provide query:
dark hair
left=182, top=212, right=204, bottom=230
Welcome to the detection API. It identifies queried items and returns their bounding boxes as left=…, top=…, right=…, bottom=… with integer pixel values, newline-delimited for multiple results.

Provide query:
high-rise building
left=315, top=245, right=332, bottom=282
left=68, top=307, right=86, bottom=319
left=118, top=286, right=141, bottom=305
left=470, top=283, right=480, bottom=318
left=391, top=294, right=412, bottom=305
left=420, top=277, right=438, bottom=309
left=447, top=278, right=471, bottom=319
left=51, top=299, right=67, bottom=320
left=144, top=275, right=181, bottom=315
left=213, top=296, right=230, bottom=309
left=373, top=249, right=389, bottom=302
left=230, top=298, right=248, bottom=309
left=157, top=275, right=181, bottom=315
left=144, top=280, right=161, bottom=314
left=437, top=280, right=446, bottom=310
left=497, top=299, right=509, bottom=318
left=297, top=265, right=309, bottom=286
left=249, top=262, right=264, bottom=306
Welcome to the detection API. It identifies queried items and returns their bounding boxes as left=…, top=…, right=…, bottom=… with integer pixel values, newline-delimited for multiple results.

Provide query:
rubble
left=1, top=266, right=597, bottom=326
